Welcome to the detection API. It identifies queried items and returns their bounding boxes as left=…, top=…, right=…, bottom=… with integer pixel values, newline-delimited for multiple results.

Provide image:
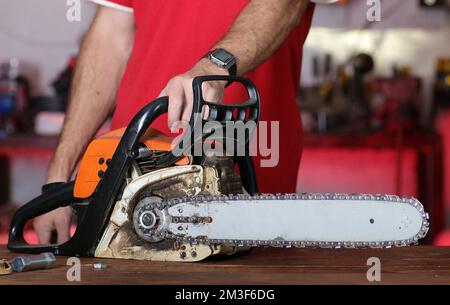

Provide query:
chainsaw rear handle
left=8, top=97, right=169, bottom=255
left=8, top=75, right=259, bottom=256
left=8, top=182, right=76, bottom=252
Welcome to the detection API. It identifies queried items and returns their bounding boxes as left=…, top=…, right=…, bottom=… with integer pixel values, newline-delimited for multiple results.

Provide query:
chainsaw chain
left=139, top=193, right=430, bottom=249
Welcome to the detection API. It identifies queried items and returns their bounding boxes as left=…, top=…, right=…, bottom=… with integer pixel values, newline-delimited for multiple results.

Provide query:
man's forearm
left=47, top=9, right=134, bottom=182
left=215, top=0, right=309, bottom=75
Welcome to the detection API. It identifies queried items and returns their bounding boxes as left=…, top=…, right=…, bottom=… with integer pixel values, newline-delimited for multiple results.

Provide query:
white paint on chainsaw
left=95, top=165, right=204, bottom=256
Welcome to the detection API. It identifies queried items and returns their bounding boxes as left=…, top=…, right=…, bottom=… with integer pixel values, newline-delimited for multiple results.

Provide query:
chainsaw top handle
left=192, top=75, right=260, bottom=124
left=8, top=75, right=260, bottom=256
left=135, top=75, right=260, bottom=167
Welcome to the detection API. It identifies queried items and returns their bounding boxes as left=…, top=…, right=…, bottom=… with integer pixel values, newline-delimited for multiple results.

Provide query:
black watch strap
left=227, top=62, right=237, bottom=77
left=224, top=64, right=237, bottom=88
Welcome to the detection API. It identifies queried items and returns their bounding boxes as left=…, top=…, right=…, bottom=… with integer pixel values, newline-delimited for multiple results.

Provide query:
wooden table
left=1, top=246, right=450, bottom=285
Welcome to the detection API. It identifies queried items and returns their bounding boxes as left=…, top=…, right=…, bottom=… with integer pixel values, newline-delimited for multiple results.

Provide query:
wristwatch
left=202, top=48, right=237, bottom=77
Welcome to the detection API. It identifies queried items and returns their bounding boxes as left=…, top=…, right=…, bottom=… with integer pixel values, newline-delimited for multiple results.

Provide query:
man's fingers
left=202, top=82, right=223, bottom=103
left=202, top=105, right=210, bottom=120
left=55, top=207, right=72, bottom=244
left=55, top=219, right=71, bottom=244
left=167, top=80, right=186, bottom=132
left=36, top=227, right=52, bottom=245
left=201, top=82, right=223, bottom=120
left=33, top=207, right=72, bottom=245
left=165, top=76, right=225, bottom=131
left=33, top=218, right=53, bottom=244
left=181, top=81, right=194, bottom=124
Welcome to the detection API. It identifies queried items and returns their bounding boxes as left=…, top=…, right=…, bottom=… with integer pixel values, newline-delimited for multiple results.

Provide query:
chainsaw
left=8, top=76, right=429, bottom=262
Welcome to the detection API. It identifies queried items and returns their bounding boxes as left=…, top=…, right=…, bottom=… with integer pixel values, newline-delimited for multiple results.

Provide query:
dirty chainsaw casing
left=7, top=76, right=260, bottom=261
left=96, top=157, right=244, bottom=262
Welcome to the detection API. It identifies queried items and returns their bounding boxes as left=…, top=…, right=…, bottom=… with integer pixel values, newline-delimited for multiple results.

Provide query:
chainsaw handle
left=8, top=182, right=76, bottom=253
left=8, top=98, right=170, bottom=256
left=154, top=76, right=260, bottom=168
left=191, top=75, right=260, bottom=124
left=189, top=76, right=260, bottom=149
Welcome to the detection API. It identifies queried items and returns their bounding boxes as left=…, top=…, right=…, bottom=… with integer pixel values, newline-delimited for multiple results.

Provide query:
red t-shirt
left=91, top=0, right=315, bottom=193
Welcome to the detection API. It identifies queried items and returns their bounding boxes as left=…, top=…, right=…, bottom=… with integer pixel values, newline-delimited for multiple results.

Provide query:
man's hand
left=159, top=59, right=229, bottom=132
left=33, top=206, right=72, bottom=244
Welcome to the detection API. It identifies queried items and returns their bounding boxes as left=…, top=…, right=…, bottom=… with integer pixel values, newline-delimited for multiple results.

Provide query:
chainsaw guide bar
left=134, top=193, right=429, bottom=249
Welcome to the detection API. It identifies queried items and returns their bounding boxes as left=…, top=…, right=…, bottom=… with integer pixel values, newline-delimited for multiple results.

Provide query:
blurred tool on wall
left=52, top=56, right=75, bottom=111
left=298, top=52, right=376, bottom=134
left=372, top=76, right=421, bottom=134
left=350, top=53, right=374, bottom=120
left=371, top=74, right=422, bottom=195
left=32, top=56, right=76, bottom=136
left=0, top=58, right=31, bottom=137
left=0, top=56, right=77, bottom=137
left=297, top=51, right=428, bottom=137
left=433, top=58, right=450, bottom=110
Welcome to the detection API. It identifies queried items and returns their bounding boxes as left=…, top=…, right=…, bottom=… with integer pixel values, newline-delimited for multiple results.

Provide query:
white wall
left=0, top=0, right=96, bottom=95
left=312, top=0, right=449, bottom=30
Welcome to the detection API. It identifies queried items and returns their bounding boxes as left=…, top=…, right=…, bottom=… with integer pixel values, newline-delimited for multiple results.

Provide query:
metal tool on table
left=7, top=76, right=429, bottom=262
left=11, top=252, right=55, bottom=272
left=0, top=253, right=55, bottom=275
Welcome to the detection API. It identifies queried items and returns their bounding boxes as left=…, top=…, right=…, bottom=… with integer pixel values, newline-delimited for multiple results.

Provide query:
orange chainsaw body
left=74, top=128, right=190, bottom=199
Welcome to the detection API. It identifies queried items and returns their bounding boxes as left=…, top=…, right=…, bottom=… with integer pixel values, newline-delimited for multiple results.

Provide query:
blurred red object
left=372, top=77, right=421, bottom=134
left=0, top=230, right=38, bottom=245
left=434, top=230, right=450, bottom=246
left=0, top=225, right=76, bottom=245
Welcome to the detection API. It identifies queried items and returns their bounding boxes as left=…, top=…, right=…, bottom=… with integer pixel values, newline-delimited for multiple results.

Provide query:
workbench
left=1, top=246, right=449, bottom=285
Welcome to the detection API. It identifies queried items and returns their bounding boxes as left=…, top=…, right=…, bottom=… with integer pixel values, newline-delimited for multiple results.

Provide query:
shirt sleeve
left=90, top=0, right=133, bottom=13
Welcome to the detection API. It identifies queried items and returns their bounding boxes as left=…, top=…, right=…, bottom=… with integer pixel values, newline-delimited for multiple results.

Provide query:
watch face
left=211, top=48, right=235, bottom=68
left=213, top=49, right=232, bottom=63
